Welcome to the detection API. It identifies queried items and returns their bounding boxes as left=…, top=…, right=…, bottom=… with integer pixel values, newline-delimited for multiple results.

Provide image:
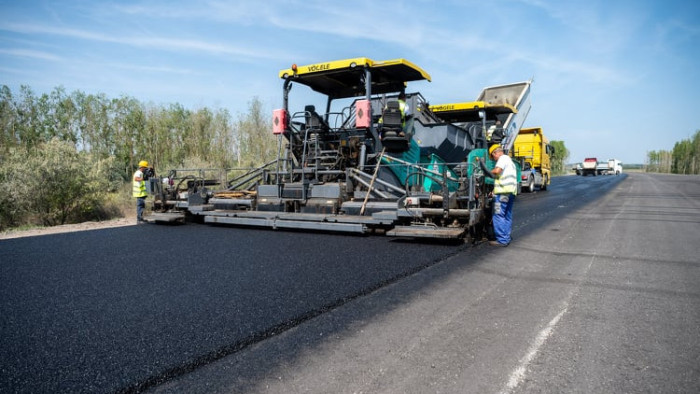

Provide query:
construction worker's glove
left=144, top=167, right=155, bottom=180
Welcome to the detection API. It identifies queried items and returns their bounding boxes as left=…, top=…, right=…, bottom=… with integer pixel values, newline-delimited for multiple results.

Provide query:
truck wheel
left=526, top=176, right=534, bottom=193
left=541, top=175, right=548, bottom=191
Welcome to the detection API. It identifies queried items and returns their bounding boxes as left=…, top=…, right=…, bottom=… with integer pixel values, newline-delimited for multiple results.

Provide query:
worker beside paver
left=479, top=144, right=517, bottom=246
left=132, top=160, right=149, bottom=224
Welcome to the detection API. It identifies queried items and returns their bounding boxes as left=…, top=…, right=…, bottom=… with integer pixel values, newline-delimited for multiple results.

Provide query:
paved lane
left=1, top=224, right=461, bottom=393
left=4, top=173, right=698, bottom=393
left=148, top=173, right=700, bottom=393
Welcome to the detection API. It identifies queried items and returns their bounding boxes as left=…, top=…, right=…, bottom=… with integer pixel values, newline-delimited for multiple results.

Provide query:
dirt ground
left=0, top=217, right=136, bottom=240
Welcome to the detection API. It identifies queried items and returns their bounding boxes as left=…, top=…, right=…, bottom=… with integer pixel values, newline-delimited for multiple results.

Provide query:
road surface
left=1, top=172, right=698, bottom=393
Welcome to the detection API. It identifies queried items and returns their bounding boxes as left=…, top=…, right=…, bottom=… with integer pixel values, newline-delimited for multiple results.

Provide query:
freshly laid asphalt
left=2, top=172, right=699, bottom=393
left=1, top=216, right=464, bottom=393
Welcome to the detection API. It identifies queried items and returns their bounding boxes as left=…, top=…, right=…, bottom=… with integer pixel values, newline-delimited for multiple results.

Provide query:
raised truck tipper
left=429, top=80, right=534, bottom=193
left=146, top=57, right=531, bottom=241
left=512, top=127, right=553, bottom=192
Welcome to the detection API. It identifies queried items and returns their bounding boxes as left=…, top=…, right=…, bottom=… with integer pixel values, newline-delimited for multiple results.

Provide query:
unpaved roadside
left=0, top=218, right=135, bottom=240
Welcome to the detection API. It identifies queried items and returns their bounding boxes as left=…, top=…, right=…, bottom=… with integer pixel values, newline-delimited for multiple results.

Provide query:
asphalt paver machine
left=147, top=57, right=528, bottom=241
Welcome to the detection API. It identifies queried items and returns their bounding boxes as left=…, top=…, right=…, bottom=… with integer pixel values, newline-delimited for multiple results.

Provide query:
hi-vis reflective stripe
left=494, top=162, right=517, bottom=194
left=494, top=174, right=518, bottom=194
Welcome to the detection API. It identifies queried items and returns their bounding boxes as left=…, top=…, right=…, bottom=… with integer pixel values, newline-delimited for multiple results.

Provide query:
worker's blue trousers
left=136, top=197, right=146, bottom=221
left=493, top=194, right=515, bottom=245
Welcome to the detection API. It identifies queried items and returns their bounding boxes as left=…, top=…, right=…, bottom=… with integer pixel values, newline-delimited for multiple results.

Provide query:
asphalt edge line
left=501, top=306, right=567, bottom=394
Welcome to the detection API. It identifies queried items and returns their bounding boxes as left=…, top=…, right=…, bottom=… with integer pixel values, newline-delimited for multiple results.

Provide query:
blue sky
left=1, top=0, right=698, bottom=164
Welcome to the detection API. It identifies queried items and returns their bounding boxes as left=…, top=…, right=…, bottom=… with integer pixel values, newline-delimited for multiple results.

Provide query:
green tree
left=144, top=105, right=170, bottom=171
left=0, top=85, right=289, bottom=230
left=0, top=85, right=18, bottom=151
left=672, top=139, right=692, bottom=174
left=15, top=85, right=41, bottom=149
left=190, top=107, right=214, bottom=160
left=235, top=97, right=276, bottom=167
left=549, top=140, right=569, bottom=175
left=646, top=150, right=672, bottom=173
left=668, top=129, right=700, bottom=175
left=692, top=130, right=700, bottom=174
left=211, top=108, right=235, bottom=169
left=1, top=138, right=111, bottom=227
left=0, top=146, right=29, bottom=229
left=646, top=150, right=658, bottom=172
left=112, top=96, right=147, bottom=178
left=74, top=92, right=112, bottom=158
left=37, top=86, right=79, bottom=144
left=164, top=103, right=192, bottom=167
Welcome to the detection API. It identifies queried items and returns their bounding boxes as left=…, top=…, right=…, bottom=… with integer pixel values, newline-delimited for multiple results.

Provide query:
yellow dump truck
left=513, top=127, right=553, bottom=192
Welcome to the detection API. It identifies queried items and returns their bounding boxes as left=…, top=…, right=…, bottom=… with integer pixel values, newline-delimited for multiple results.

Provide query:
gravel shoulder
left=0, top=217, right=135, bottom=240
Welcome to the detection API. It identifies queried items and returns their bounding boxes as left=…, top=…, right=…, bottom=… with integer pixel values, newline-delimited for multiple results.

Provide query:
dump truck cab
left=513, top=127, right=553, bottom=192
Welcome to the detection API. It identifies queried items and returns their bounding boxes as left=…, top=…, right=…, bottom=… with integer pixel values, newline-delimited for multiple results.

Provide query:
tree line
left=0, top=85, right=277, bottom=230
left=0, top=84, right=575, bottom=230
left=646, top=130, right=700, bottom=174
left=0, top=85, right=277, bottom=174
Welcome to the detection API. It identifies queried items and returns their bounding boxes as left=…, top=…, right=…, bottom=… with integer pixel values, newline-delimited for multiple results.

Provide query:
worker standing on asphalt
left=479, top=145, right=517, bottom=246
left=133, top=160, right=149, bottom=224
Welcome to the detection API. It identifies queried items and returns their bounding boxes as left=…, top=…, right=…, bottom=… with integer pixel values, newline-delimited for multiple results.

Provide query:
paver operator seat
left=379, top=100, right=409, bottom=152
left=304, top=105, right=329, bottom=132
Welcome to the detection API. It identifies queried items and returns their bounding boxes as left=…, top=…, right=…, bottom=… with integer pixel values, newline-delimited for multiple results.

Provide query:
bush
left=0, top=138, right=117, bottom=229
left=0, top=150, right=28, bottom=230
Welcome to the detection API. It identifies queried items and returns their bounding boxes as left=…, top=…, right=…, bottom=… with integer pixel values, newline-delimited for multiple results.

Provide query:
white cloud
left=111, top=63, right=200, bottom=75
left=0, top=22, right=277, bottom=60
left=0, top=47, right=62, bottom=61
left=113, top=1, right=267, bottom=24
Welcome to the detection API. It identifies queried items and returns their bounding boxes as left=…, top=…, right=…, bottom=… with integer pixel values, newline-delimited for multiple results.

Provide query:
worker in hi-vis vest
left=478, top=144, right=517, bottom=246
left=395, top=92, right=410, bottom=136
left=378, top=92, right=410, bottom=137
left=132, top=160, right=149, bottom=224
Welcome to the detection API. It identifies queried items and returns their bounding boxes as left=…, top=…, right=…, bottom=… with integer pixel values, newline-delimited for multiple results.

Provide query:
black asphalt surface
left=1, top=216, right=463, bottom=393
left=3, top=172, right=699, bottom=393
left=148, top=172, right=700, bottom=394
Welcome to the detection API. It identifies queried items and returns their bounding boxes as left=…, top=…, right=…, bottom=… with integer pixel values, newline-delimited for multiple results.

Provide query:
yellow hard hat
left=138, top=160, right=149, bottom=167
left=488, top=145, right=501, bottom=155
